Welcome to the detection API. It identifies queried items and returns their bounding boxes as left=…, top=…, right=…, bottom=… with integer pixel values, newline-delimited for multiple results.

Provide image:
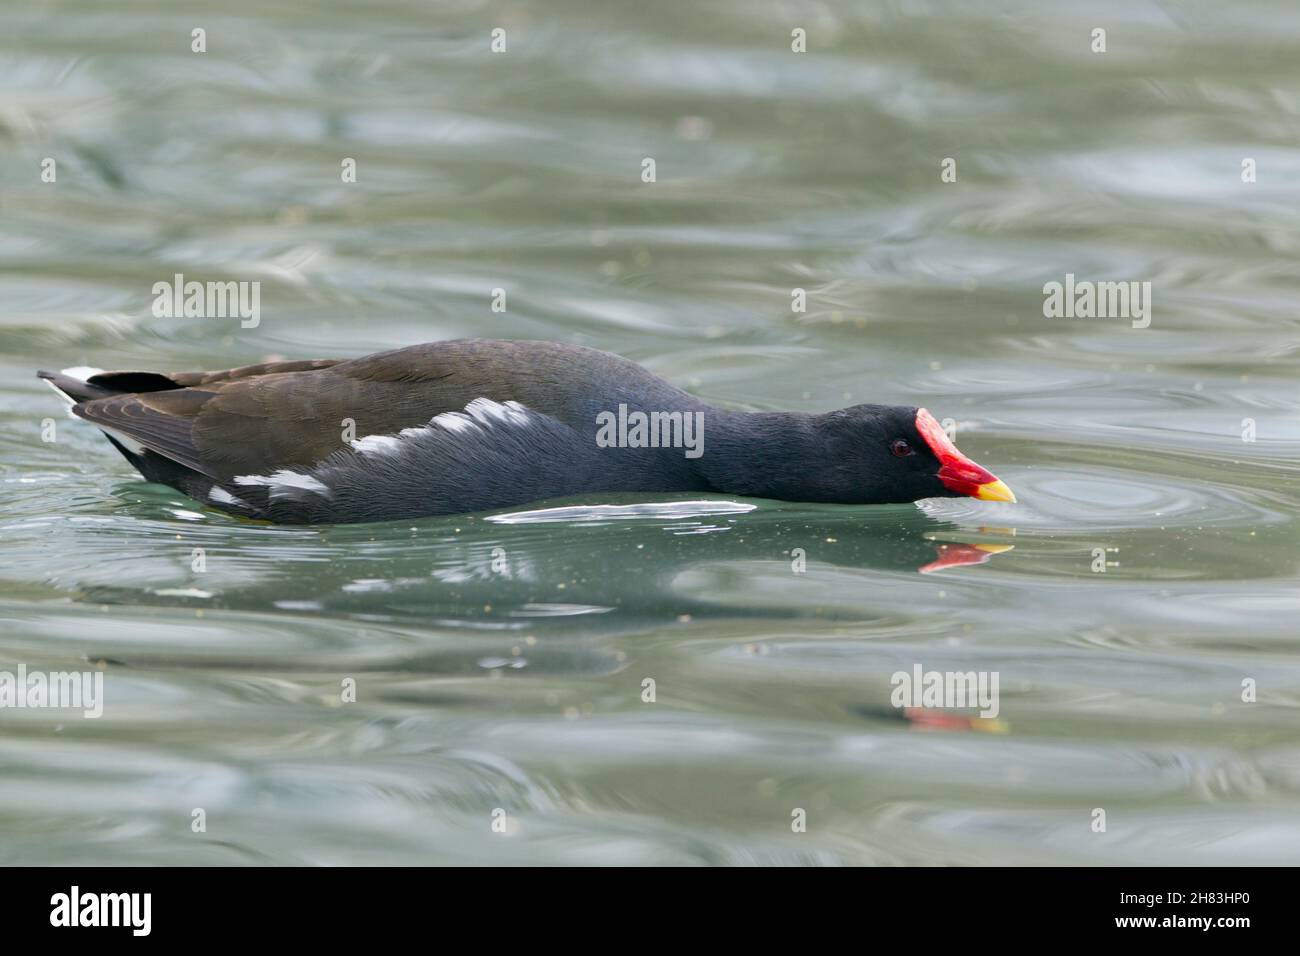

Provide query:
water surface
left=1, top=0, right=1298, bottom=865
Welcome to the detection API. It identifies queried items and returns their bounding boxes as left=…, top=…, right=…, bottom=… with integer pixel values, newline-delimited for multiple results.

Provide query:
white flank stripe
left=344, top=398, right=535, bottom=461
left=465, top=397, right=530, bottom=426
left=350, top=434, right=404, bottom=456
left=431, top=411, right=476, bottom=433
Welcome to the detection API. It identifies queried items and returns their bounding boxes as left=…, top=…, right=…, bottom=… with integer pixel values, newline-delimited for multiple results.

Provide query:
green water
left=1, top=1, right=1298, bottom=864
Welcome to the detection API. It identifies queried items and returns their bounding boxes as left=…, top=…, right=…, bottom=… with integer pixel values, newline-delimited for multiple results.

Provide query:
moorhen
left=39, top=339, right=1015, bottom=524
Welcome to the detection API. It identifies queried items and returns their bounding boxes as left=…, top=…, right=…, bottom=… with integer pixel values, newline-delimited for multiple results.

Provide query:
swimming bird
left=38, top=339, right=1015, bottom=524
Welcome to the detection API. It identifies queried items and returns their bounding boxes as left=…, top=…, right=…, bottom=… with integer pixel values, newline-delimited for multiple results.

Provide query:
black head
left=805, top=404, right=1015, bottom=505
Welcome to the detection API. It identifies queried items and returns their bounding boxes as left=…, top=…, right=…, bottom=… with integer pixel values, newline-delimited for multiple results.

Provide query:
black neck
left=695, top=409, right=841, bottom=501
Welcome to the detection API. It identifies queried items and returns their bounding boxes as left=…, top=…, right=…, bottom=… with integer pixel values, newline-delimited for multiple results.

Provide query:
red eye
left=891, top=439, right=915, bottom=457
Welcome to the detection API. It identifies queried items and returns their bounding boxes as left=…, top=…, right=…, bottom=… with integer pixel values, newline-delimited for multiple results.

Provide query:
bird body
left=39, top=339, right=1014, bottom=524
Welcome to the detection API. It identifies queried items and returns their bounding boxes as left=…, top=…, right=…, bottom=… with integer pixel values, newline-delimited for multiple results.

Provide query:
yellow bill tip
left=975, top=478, right=1016, bottom=503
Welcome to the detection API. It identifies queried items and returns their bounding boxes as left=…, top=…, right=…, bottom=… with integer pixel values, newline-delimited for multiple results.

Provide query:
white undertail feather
left=53, top=367, right=152, bottom=453
left=62, top=366, right=106, bottom=381
left=42, top=378, right=78, bottom=413
left=45, top=366, right=106, bottom=417
left=95, top=424, right=148, bottom=455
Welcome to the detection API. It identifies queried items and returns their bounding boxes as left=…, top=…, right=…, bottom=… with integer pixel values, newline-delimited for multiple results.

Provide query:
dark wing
left=161, top=358, right=343, bottom=388
left=69, top=366, right=436, bottom=481
left=152, top=341, right=622, bottom=479
left=73, top=388, right=220, bottom=477
left=61, top=342, right=555, bottom=480
left=62, top=340, right=675, bottom=482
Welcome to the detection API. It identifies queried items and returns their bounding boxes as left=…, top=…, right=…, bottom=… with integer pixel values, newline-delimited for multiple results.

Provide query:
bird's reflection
left=82, top=489, right=1018, bottom=630
left=918, top=541, right=1014, bottom=574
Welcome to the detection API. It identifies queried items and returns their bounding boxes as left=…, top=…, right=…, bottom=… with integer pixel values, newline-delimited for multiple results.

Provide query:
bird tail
left=37, top=368, right=117, bottom=405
